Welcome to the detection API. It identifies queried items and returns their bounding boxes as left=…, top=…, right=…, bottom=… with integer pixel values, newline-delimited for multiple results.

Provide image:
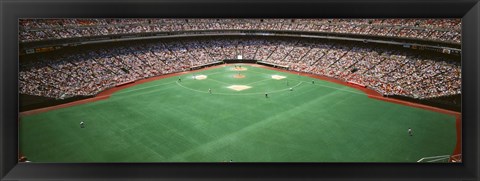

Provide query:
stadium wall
left=20, top=94, right=94, bottom=112
left=387, top=94, right=461, bottom=112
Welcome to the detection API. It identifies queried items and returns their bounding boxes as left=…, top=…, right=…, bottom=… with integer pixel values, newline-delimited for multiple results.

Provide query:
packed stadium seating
left=19, top=19, right=461, bottom=43
left=20, top=37, right=461, bottom=100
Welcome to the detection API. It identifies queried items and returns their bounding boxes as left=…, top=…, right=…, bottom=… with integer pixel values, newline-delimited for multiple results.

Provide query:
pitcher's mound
left=194, top=75, right=207, bottom=80
left=233, top=74, right=246, bottom=79
left=271, top=75, right=286, bottom=80
left=228, top=85, right=251, bottom=91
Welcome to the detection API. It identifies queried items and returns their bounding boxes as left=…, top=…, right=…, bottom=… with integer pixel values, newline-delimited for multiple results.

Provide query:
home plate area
left=227, top=85, right=252, bottom=91
left=271, top=75, right=286, bottom=80
left=194, top=75, right=207, bottom=80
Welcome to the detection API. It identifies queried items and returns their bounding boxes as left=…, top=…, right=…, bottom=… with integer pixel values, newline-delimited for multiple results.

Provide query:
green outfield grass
left=19, top=64, right=457, bottom=162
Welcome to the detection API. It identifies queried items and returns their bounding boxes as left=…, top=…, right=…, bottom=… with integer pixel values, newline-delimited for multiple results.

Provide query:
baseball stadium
left=18, top=19, right=462, bottom=163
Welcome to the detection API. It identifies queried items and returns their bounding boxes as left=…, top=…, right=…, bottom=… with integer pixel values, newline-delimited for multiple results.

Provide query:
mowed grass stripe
left=20, top=65, right=457, bottom=162
left=166, top=87, right=346, bottom=161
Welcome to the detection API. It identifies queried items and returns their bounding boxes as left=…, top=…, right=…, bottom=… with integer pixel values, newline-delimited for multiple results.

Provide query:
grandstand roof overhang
left=19, top=30, right=461, bottom=56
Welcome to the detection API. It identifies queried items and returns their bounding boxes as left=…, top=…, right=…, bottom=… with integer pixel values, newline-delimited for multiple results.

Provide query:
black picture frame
left=1, top=0, right=479, bottom=180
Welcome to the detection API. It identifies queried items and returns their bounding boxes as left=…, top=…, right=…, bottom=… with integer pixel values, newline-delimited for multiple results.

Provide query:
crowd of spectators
left=20, top=38, right=461, bottom=100
left=19, top=18, right=461, bottom=43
